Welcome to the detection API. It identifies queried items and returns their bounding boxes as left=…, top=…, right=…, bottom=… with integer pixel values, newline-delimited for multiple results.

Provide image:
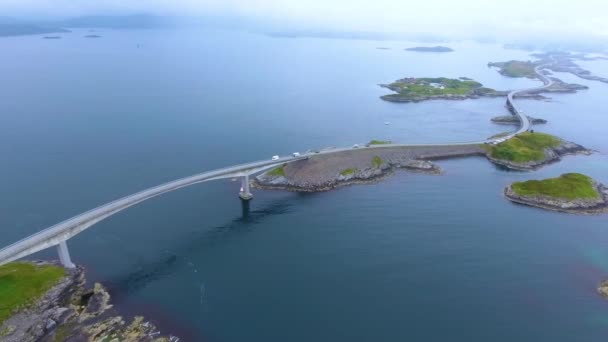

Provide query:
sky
left=2, top=0, right=608, bottom=42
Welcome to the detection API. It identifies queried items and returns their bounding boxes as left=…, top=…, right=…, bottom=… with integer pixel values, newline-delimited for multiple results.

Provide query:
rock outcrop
left=504, top=182, right=608, bottom=214
left=0, top=262, right=178, bottom=342
left=485, top=140, right=590, bottom=171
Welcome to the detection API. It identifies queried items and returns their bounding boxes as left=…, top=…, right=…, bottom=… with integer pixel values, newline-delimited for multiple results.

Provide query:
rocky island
left=490, top=52, right=608, bottom=84
left=504, top=173, right=608, bottom=214
left=598, top=280, right=608, bottom=298
left=0, top=261, right=178, bottom=342
left=379, top=76, right=585, bottom=103
left=488, top=60, right=538, bottom=78
left=484, top=132, right=589, bottom=170
left=533, top=51, right=608, bottom=84
left=380, top=77, right=501, bottom=102
left=405, top=46, right=453, bottom=52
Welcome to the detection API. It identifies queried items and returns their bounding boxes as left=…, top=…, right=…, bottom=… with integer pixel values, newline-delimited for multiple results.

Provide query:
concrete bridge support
left=239, top=174, right=253, bottom=201
left=57, top=240, right=75, bottom=268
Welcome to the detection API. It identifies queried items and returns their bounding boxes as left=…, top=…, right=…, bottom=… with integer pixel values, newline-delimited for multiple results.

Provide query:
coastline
left=0, top=261, right=178, bottom=342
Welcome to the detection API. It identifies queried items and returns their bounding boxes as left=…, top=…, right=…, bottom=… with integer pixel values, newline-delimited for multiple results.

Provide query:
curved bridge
left=0, top=156, right=307, bottom=267
left=0, top=63, right=555, bottom=268
left=505, top=63, right=554, bottom=138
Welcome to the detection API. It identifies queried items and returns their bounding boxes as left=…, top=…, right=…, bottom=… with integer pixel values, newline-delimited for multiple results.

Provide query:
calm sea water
left=0, top=28, right=607, bottom=341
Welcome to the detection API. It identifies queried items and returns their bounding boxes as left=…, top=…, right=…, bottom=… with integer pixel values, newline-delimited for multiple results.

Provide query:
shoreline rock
left=504, top=182, right=608, bottom=214
left=0, top=261, right=178, bottom=342
left=598, top=280, right=608, bottom=298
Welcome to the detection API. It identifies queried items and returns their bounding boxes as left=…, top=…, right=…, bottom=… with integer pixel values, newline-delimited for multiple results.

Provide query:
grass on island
left=372, top=156, right=383, bottom=168
left=489, top=60, right=537, bottom=78
left=0, top=262, right=65, bottom=324
left=368, top=140, right=391, bottom=145
left=488, top=132, right=561, bottom=163
left=489, top=132, right=511, bottom=139
left=512, top=173, right=600, bottom=200
left=267, top=164, right=286, bottom=177
left=383, top=77, right=487, bottom=100
left=340, top=168, right=357, bottom=176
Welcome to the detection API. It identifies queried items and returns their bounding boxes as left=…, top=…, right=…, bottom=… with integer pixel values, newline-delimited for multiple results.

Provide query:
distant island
left=490, top=52, right=608, bottom=84
left=380, top=77, right=501, bottom=102
left=488, top=60, right=538, bottom=78
left=505, top=173, right=608, bottom=214
left=84, top=34, right=102, bottom=38
left=405, top=46, right=453, bottom=52
left=0, top=23, right=69, bottom=37
left=43, top=36, right=62, bottom=40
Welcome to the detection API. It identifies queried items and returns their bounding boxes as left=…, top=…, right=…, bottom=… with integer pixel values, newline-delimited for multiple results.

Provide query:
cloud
left=2, top=0, right=608, bottom=40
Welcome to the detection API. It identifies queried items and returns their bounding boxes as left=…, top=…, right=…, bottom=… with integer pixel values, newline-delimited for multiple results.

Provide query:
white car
left=271, top=155, right=280, bottom=161
left=352, top=144, right=359, bottom=148
left=292, top=152, right=300, bottom=157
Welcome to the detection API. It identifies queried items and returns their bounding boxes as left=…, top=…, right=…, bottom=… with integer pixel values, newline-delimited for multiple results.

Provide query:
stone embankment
left=504, top=182, right=608, bottom=214
left=491, top=115, right=547, bottom=125
left=0, top=262, right=178, bottom=342
left=254, top=145, right=483, bottom=192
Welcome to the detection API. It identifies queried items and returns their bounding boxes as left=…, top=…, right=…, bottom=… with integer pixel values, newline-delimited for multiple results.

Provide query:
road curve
left=506, top=63, right=554, bottom=138
left=0, top=63, right=555, bottom=266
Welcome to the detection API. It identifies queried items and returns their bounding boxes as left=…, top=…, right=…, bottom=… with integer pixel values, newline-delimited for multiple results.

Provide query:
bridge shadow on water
left=97, top=197, right=296, bottom=340
left=105, top=197, right=293, bottom=296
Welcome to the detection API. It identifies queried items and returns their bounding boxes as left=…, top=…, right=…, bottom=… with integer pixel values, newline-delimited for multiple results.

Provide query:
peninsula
left=0, top=261, right=178, bottom=342
left=405, top=46, right=453, bottom=52
left=504, top=173, right=608, bottom=214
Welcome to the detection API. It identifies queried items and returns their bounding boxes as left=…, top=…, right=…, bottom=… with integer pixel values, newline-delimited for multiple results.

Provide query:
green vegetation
left=489, top=60, right=537, bottom=78
left=267, top=164, right=286, bottom=177
left=368, top=140, right=391, bottom=145
left=382, top=77, right=489, bottom=101
left=340, top=168, right=357, bottom=176
left=372, top=156, right=383, bottom=168
left=0, top=262, right=65, bottom=324
left=489, top=132, right=561, bottom=163
left=511, top=173, right=600, bottom=200
left=54, top=322, right=75, bottom=342
left=489, top=132, right=511, bottom=139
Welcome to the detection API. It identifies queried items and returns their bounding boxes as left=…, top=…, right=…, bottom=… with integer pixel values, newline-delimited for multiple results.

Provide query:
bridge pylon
left=57, top=240, right=76, bottom=268
left=239, top=174, right=253, bottom=201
